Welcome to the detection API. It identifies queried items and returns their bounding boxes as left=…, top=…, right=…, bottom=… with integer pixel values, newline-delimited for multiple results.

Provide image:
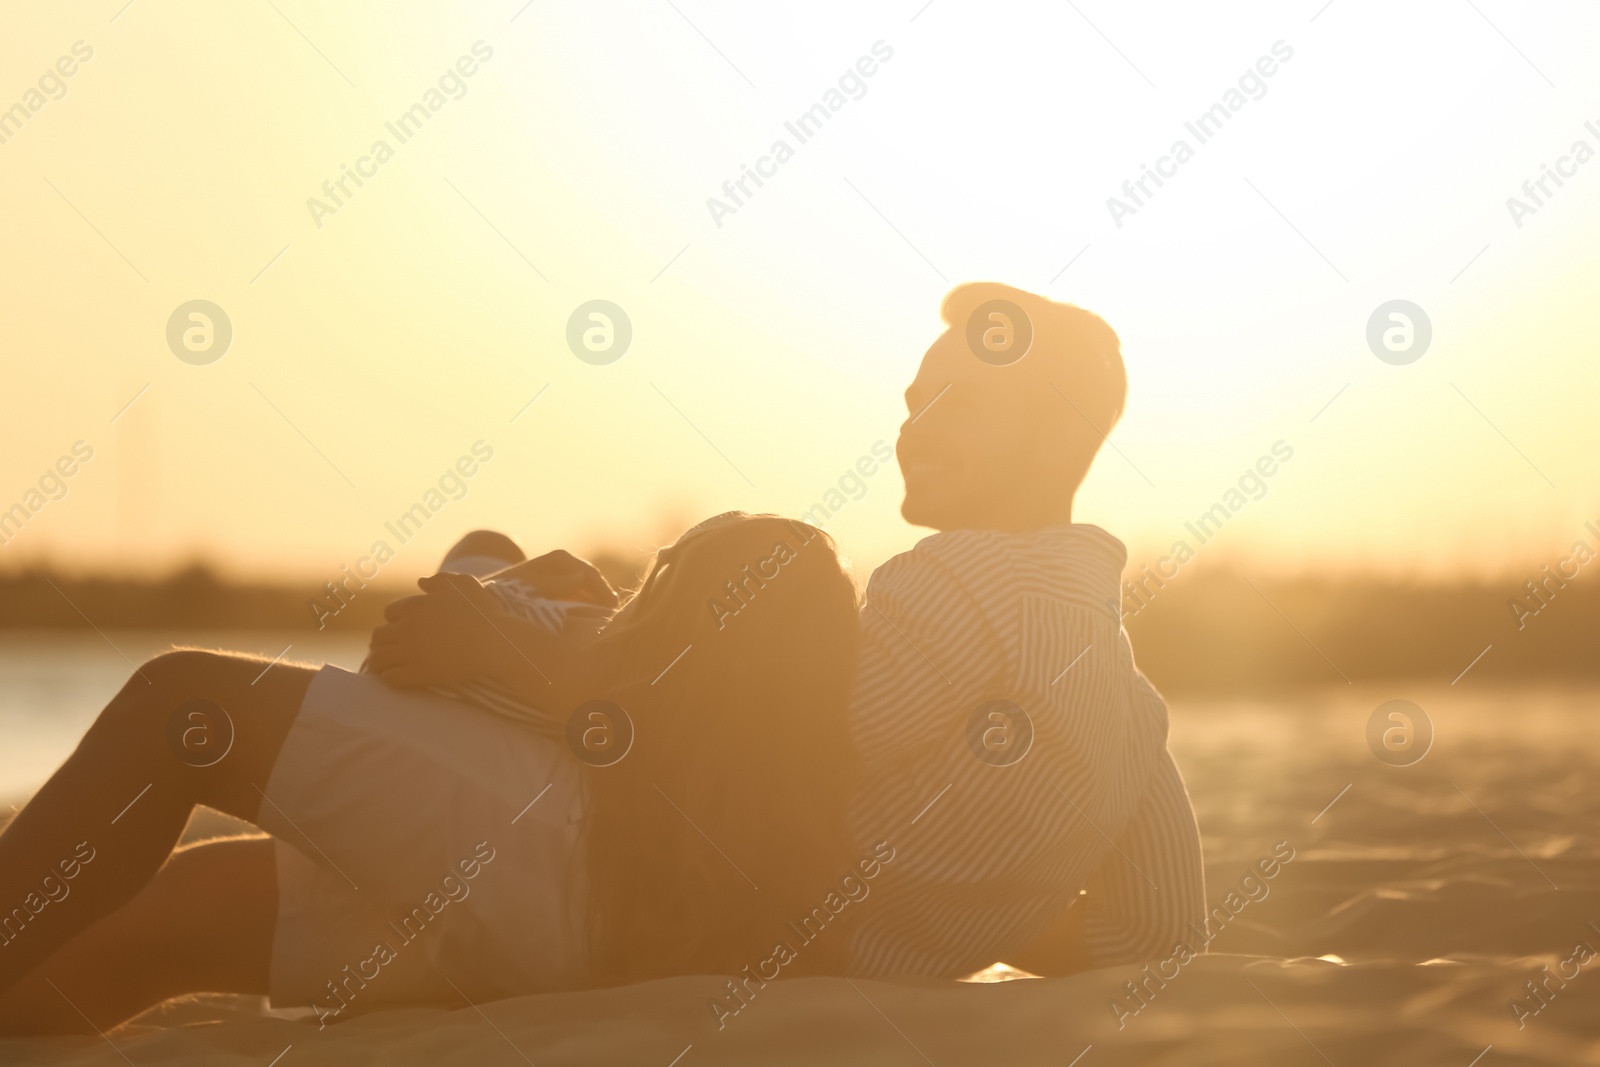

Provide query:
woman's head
left=581, top=513, right=862, bottom=984
left=595, top=511, right=857, bottom=684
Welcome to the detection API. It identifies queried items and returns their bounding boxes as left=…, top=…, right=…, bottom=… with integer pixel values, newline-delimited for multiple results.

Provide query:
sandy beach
left=4, top=680, right=1595, bottom=1065
left=14, top=955, right=1598, bottom=1066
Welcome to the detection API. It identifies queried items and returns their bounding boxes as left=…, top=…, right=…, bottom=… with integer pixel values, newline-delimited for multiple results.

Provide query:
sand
left=6, top=955, right=1597, bottom=1065
left=3, top=681, right=1598, bottom=1064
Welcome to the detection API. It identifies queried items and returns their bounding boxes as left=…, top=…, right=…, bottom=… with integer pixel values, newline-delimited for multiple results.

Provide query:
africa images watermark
left=1108, top=840, right=1297, bottom=1029
left=311, top=840, right=498, bottom=1029
left=0, top=441, right=95, bottom=550
left=709, top=441, right=896, bottom=627
left=309, top=441, right=496, bottom=629
left=1120, top=440, right=1294, bottom=619
left=1506, top=519, right=1600, bottom=631
left=797, top=440, right=895, bottom=532
left=0, top=40, right=94, bottom=148
left=705, top=41, right=895, bottom=228
left=708, top=520, right=818, bottom=630
left=1106, top=40, right=1295, bottom=228
left=709, top=840, right=897, bottom=1030
left=305, top=41, right=495, bottom=229
left=1508, top=926, right=1600, bottom=1030
left=1504, top=112, right=1600, bottom=229
left=0, top=842, right=97, bottom=950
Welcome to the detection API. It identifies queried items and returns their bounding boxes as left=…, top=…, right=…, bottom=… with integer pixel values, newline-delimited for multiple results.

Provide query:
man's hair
left=940, top=282, right=1128, bottom=438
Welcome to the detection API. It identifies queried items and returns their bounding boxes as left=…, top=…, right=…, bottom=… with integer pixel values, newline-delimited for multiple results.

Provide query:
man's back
left=846, top=523, right=1204, bottom=975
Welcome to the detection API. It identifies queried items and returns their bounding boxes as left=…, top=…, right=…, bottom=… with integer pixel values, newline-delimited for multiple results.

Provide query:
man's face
left=896, top=331, right=1032, bottom=530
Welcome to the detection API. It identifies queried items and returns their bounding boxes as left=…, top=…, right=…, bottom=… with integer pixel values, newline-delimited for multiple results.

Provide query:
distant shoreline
left=0, top=564, right=1593, bottom=695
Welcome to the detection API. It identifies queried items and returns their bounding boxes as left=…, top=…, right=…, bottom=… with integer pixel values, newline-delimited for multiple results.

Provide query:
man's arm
left=366, top=571, right=598, bottom=713
left=1076, top=745, right=1206, bottom=966
left=848, top=528, right=1169, bottom=978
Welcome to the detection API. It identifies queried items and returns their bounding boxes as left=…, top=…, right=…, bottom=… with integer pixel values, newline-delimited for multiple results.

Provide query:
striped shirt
left=846, top=524, right=1205, bottom=975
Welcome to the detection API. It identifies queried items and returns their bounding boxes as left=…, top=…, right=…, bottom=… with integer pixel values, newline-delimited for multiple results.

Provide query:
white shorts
left=255, top=665, right=587, bottom=1015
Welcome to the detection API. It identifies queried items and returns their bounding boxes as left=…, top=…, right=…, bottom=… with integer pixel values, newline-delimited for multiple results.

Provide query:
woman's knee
left=77, top=648, right=313, bottom=816
left=141, top=648, right=236, bottom=692
left=80, top=650, right=227, bottom=758
left=80, top=650, right=274, bottom=769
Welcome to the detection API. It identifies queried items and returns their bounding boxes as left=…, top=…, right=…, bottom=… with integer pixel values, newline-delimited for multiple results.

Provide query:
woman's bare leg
left=0, top=649, right=313, bottom=996
left=0, top=836, right=277, bottom=1035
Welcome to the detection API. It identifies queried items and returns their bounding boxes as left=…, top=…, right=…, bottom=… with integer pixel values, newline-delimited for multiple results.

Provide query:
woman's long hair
left=580, top=513, right=861, bottom=985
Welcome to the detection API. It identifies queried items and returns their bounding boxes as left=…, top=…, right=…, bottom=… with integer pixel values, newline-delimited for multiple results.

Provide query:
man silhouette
left=842, top=282, right=1204, bottom=976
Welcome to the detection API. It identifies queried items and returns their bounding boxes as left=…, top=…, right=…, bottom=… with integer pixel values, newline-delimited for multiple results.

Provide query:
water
left=0, top=630, right=369, bottom=800
left=5, top=629, right=1596, bottom=839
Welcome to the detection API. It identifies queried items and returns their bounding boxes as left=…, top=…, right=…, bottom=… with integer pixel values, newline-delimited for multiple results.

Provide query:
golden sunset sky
left=2, top=0, right=1597, bottom=587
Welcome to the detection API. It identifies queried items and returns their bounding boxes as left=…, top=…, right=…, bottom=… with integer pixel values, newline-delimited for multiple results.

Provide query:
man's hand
left=493, top=549, right=618, bottom=608
left=367, top=572, right=511, bottom=689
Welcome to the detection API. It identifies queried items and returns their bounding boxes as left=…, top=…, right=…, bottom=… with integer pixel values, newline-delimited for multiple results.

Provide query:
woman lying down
left=0, top=513, right=897, bottom=1032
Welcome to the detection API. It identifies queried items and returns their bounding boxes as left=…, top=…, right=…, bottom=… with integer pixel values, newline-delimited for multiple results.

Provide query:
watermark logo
left=0, top=40, right=94, bottom=149
left=0, top=841, right=97, bottom=951
left=1365, top=699, right=1432, bottom=767
left=704, top=41, right=895, bottom=228
left=1105, top=40, right=1295, bottom=228
left=305, top=41, right=495, bottom=229
left=1505, top=117, right=1600, bottom=230
left=310, top=840, right=496, bottom=1029
left=797, top=440, right=894, bottom=532
left=1121, top=440, right=1294, bottom=620
left=0, top=440, right=94, bottom=550
left=1507, top=520, right=1599, bottom=631
left=567, top=699, right=634, bottom=766
left=309, top=441, right=496, bottom=630
left=965, top=699, right=1034, bottom=766
left=166, top=300, right=233, bottom=365
left=1366, top=300, right=1430, bottom=365
left=965, top=299, right=1033, bottom=366
left=710, top=841, right=896, bottom=1031
left=1109, top=840, right=1296, bottom=1029
left=566, top=300, right=632, bottom=365
left=1510, top=938, right=1597, bottom=1029
left=165, top=699, right=235, bottom=767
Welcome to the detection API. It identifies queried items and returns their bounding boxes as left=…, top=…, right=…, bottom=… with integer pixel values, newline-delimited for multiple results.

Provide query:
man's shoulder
left=864, top=529, right=1005, bottom=603
left=868, top=525, right=1126, bottom=595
